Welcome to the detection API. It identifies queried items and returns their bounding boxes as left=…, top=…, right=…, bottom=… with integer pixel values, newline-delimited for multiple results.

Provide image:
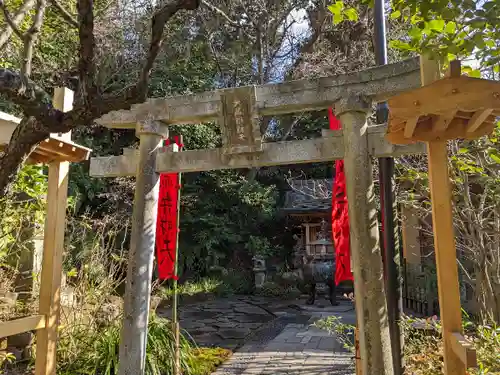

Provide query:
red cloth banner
left=328, top=108, right=354, bottom=286
left=155, top=137, right=182, bottom=280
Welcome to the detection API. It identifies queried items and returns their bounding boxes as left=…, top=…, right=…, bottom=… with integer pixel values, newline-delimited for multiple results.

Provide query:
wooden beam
left=0, top=315, right=46, bottom=338
left=450, top=332, right=477, bottom=368
left=447, top=60, right=461, bottom=78
left=50, top=88, right=73, bottom=141
left=37, top=138, right=91, bottom=162
left=90, top=127, right=426, bottom=177
left=466, top=109, right=493, bottom=133
left=387, top=115, right=495, bottom=145
left=27, top=153, right=53, bottom=165
left=404, top=117, right=419, bottom=138
left=433, top=111, right=457, bottom=132
left=35, top=88, right=72, bottom=375
left=304, top=223, right=311, bottom=249
left=427, top=140, right=465, bottom=375
left=420, top=55, right=441, bottom=85
left=388, top=76, right=500, bottom=121
left=355, top=327, right=362, bottom=375
left=35, top=161, right=69, bottom=375
left=96, top=58, right=421, bottom=128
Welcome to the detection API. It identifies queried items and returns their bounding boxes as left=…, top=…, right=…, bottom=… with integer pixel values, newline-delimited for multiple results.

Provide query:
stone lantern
left=252, top=256, right=266, bottom=289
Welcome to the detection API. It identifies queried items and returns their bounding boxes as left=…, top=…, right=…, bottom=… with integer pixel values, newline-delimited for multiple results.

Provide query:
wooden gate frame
left=0, top=88, right=91, bottom=375
left=385, top=56, right=500, bottom=374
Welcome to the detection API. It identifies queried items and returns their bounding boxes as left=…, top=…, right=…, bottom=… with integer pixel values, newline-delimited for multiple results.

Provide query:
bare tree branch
left=200, top=0, right=239, bottom=27
left=0, top=68, right=53, bottom=113
left=50, top=0, right=78, bottom=27
left=285, top=173, right=332, bottom=200
left=137, top=0, right=200, bottom=98
left=0, top=0, right=25, bottom=39
left=0, top=0, right=35, bottom=49
left=21, top=0, right=47, bottom=78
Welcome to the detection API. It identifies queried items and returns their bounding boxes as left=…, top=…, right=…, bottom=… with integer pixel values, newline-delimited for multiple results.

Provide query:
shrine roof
left=283, top=179, right=332, bottom=213
left=0, top=111, right=91, bottom=164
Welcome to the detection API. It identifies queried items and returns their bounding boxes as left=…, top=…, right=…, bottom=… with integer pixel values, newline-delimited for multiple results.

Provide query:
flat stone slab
left=183, top=310, right=220, bottom=319
left=234, top=306, right=271, bottom=315
left=192, top=326, right=218, bottom=334
left=214, top=322, right=239, bottom=329
left=232, top=314, right=273, bottom=323
left=218, top=328, right=251, bottom=340
left=158, top=296, right=275, bottom=350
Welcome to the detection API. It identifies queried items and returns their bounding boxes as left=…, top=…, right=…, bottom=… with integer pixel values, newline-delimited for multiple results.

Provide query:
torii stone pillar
left=119, top=120, right=167, bottom=375
left=335, top=96, right=394, bottom=375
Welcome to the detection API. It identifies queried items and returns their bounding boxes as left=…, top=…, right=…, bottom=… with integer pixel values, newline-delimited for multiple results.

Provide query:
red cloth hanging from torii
left=328, top=108, right=354, bottom=286
left=155, top=137, right=182, bottom=280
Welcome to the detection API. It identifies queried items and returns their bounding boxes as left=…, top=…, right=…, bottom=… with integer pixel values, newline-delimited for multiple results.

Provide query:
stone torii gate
left=90, top=57, right=424, bottom=375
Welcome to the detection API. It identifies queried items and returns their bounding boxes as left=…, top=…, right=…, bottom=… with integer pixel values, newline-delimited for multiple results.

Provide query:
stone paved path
left=158, top=297, right=279, bottom=349
left=159, top=295, right=356, bottom=374
left=212, top=301, right=357, bottom=375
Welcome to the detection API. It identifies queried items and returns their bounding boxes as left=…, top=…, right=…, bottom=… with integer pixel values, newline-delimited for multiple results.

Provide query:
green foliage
left=255, top=281, right=301, bottom=299
left=58, top=314, right=195, bottom=375
left=178, top=169, right=281, bottom=277
left=219, top=270, right=254, bottom=295
left=399, top=314, right=500, bottom=375
left=474, top=322, right=500, bottom=374
left=159, top=277, right=224, bottom=300
left=399, top=315, right=443, bottom=374
left=389, top=0, right=500, bottom=72
left=313, top=315, right=355, bottom=352
left=0, top=0, right=79, bottom=85
left=328, top=1, right=359, bottom=25
left=315, top=314, right=500, bottom=374
left=0, top=351, right=16, bottom=366
left=190, top=347, right=232, bottom=375
left=0, top=165, right=47, bottom=267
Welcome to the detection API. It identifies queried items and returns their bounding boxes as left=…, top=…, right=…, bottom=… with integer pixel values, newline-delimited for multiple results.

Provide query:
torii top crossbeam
left=97, top=57, right=419, bottom=128
left=90, top=57, right=424, bottom=177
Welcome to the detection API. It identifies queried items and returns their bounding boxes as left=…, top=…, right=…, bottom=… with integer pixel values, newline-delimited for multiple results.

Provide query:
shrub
left=159, top=278, right=224, bottom=301
left=314, top=314, right=500, bottom=375
left=58, top=314, right=194, bottom=375
left=313, top=316, right=355, bottom=352
left=473, top=322, right=500, bottom=375
left=220, top=270, right=254, bottom=295
left=190, top=348, right=232, bottom=375
left=399, top=315, right=443, bottom=375
left=256, top=281, right=301, bottom=299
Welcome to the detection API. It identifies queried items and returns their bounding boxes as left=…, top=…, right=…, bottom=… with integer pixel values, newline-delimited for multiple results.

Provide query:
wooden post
left=35, top=87, right=73, bottom=375
left=118, top=120, right=166, bottom=375
left=420, top=55, right=465, bottom=375
left=428, top=141, right=464, bottom=375
left=336, top=95, right=394, bottom=375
